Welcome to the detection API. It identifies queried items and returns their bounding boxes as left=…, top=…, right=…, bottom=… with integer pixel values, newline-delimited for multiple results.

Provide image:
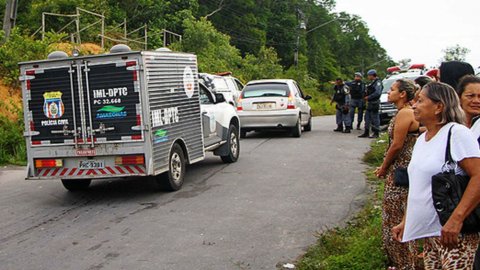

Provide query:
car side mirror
left=304, top=95, right=312, bottom=100
left=215, top=93, right=226, bottom=103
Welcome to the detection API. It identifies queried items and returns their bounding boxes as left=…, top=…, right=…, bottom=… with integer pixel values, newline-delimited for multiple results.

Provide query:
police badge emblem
left=43, top=91, right=65, bottom=119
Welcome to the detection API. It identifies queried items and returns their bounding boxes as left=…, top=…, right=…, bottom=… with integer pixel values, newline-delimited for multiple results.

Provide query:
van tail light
left=287, top=93, right=296, bottom=109
left=115, top=155, right=145, bottom=165
left=35, top=159, right=63, bottom=168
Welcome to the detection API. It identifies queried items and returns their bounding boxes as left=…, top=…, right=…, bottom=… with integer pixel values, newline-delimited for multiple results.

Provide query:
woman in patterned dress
left=375, top=79, right=419, bottom=269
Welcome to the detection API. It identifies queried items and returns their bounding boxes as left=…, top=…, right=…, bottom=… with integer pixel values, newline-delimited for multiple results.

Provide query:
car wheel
left=240, top=129, right=247, bottom=139
left=221, top=124, right=240, bottom=163
left=61, top=179, right=91, bottom=191
left=157, top=143, right=186, bottom=191
left=304, top=112, right=312, bottom=132
left=291, top=117, right=302, bottom=138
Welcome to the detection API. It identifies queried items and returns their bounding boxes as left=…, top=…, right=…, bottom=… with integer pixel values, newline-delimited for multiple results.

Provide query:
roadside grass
left=296, top=133, right=388, bottom=270
left=307, top=91, right=336, bottom=117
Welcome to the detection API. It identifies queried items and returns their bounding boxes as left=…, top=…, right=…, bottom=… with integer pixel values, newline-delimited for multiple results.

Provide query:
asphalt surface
left=0, top=115, right=372, bottom=270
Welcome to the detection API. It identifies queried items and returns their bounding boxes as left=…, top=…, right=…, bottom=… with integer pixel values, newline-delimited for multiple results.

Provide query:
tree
left=240, top=46, right=283, bottom=82
left=172, top=17, right=242, bottom=73
left=441, top=44, right=470, bottom=62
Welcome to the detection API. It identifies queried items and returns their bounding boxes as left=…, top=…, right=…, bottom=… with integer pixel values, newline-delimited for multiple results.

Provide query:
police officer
left=346, top=72, right=366, bottom=130
left=331, top=78, right=352, bottom=133
left=359, top=69, right=382, bottom=138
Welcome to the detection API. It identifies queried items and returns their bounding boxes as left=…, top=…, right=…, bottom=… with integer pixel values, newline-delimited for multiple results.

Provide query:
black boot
left=358, top=130, right=369, bottom=138
left=356, top=123, right=362, bottom=130
left=369, top=131, right=379, bottom=138
left=333, top=125, right=343, bottom=132
left=343, top=127, right=351, bottom=133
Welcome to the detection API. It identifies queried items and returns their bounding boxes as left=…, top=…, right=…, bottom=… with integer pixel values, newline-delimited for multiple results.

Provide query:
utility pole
left=294, top=8, right=306, bottom=67
left=2, top=0, right=18, bottom=41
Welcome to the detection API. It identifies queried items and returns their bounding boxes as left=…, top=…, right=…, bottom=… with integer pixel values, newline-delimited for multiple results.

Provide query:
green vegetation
left=297, top=134, right=389, bottom=270
left=0, top=30, right=66, bottom=88
left=0, top=99, right=26, bottom=165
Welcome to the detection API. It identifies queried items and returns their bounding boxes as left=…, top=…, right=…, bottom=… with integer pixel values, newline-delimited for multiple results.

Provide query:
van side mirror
left=304, top=95, right=312, bottom=100
left=214, top=93, right=226, bottom=103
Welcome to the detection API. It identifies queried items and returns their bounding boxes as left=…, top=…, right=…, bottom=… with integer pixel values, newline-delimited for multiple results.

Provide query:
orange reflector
left=35, top=159, right=63, bottom=168
left=115, top=155, right=145, bottom=165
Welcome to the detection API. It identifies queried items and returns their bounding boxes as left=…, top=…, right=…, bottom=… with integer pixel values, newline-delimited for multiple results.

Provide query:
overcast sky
left=334, top=0, right=480, bottom=69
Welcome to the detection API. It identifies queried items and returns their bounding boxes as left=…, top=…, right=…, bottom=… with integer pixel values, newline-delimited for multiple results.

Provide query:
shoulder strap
left=472, top=115, right=480, bottom=126
left=445, top=125, right=455, bottom=163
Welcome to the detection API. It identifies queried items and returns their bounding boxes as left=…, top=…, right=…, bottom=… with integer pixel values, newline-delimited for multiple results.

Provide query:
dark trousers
left=364, top=109, right=380, bottom=133
left=349, top=98, right=365, bottom=126
left=336, top=108, right=352, bottom=127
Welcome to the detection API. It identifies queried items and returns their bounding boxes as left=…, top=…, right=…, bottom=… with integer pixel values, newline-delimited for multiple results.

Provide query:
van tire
left=157, top=143, right=186, bottom=191
left=221, top=125, right=240, bottom=163
left=291, top=117, right=302, bottom=138
left=304, top=113, right=312, bottom=132
left=61, top=179, right=91, bottom=191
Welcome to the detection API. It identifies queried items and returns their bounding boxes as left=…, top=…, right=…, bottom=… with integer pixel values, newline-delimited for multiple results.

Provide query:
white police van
left=19, top=45, right=240, bottom=191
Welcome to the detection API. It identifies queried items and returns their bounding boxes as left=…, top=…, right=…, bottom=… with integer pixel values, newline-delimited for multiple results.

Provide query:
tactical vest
left=350, top=81, right=364, bottom=99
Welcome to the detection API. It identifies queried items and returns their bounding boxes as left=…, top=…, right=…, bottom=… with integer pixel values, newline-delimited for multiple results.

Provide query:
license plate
left=256, top=103, right=275, bottom=110
left=79, top=160, right=104, bottom=169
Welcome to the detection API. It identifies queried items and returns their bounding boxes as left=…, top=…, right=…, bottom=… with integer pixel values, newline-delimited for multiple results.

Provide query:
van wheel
left=291, top=117, right=302, bottom=138
left=221, top=125, right=240, bottom=163
left=157, top=143, right=186, bottom=191
left=61, top=179, right=91, bottom=191
left=304, top=113, right=312, bottom=132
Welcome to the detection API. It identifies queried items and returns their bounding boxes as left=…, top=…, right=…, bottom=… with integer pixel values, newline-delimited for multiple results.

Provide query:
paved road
left=0, top=116, right=371, bottom=270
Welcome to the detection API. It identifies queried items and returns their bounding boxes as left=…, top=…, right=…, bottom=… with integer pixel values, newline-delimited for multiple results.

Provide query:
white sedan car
left=236, top=79, right=312, bottom=138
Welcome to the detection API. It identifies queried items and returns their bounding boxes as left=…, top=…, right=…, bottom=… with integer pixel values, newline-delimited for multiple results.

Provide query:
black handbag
left=387, top=135, right=409, bottom=187
left=431, top=125, right=480, bottom=233
left=394, top=167, right=409, bottom=187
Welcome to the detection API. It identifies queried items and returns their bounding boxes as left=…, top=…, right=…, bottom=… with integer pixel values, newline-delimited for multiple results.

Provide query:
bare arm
left=441, top=157, right=480, bottom=247
left=376, top=109, right=415, bottom=178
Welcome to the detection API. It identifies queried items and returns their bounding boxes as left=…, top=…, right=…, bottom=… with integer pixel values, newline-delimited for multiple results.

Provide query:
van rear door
left=24, top=59, right=143, bottom=146
left=82, top=60, right=142, bottom=143
left=26, top=65, right=80, bottom=145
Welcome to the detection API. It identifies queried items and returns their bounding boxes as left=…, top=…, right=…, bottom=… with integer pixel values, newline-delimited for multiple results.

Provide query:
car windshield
left=243, top=83, right=289, bottom=98
left=382, top=79, right=395, bottom=93
left=212, top=78, right=229, bottom=92
left=382, top=75, right=420, bottom=93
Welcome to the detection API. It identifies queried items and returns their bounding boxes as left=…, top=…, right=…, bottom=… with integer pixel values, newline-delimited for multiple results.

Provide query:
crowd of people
left=333, top=61, right=480, bottom=270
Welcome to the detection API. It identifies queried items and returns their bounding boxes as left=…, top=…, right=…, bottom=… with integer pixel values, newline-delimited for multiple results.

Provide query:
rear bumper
left=26, top=156, right=148, bottom=180
left=238, top=110, right=299, bottom=129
